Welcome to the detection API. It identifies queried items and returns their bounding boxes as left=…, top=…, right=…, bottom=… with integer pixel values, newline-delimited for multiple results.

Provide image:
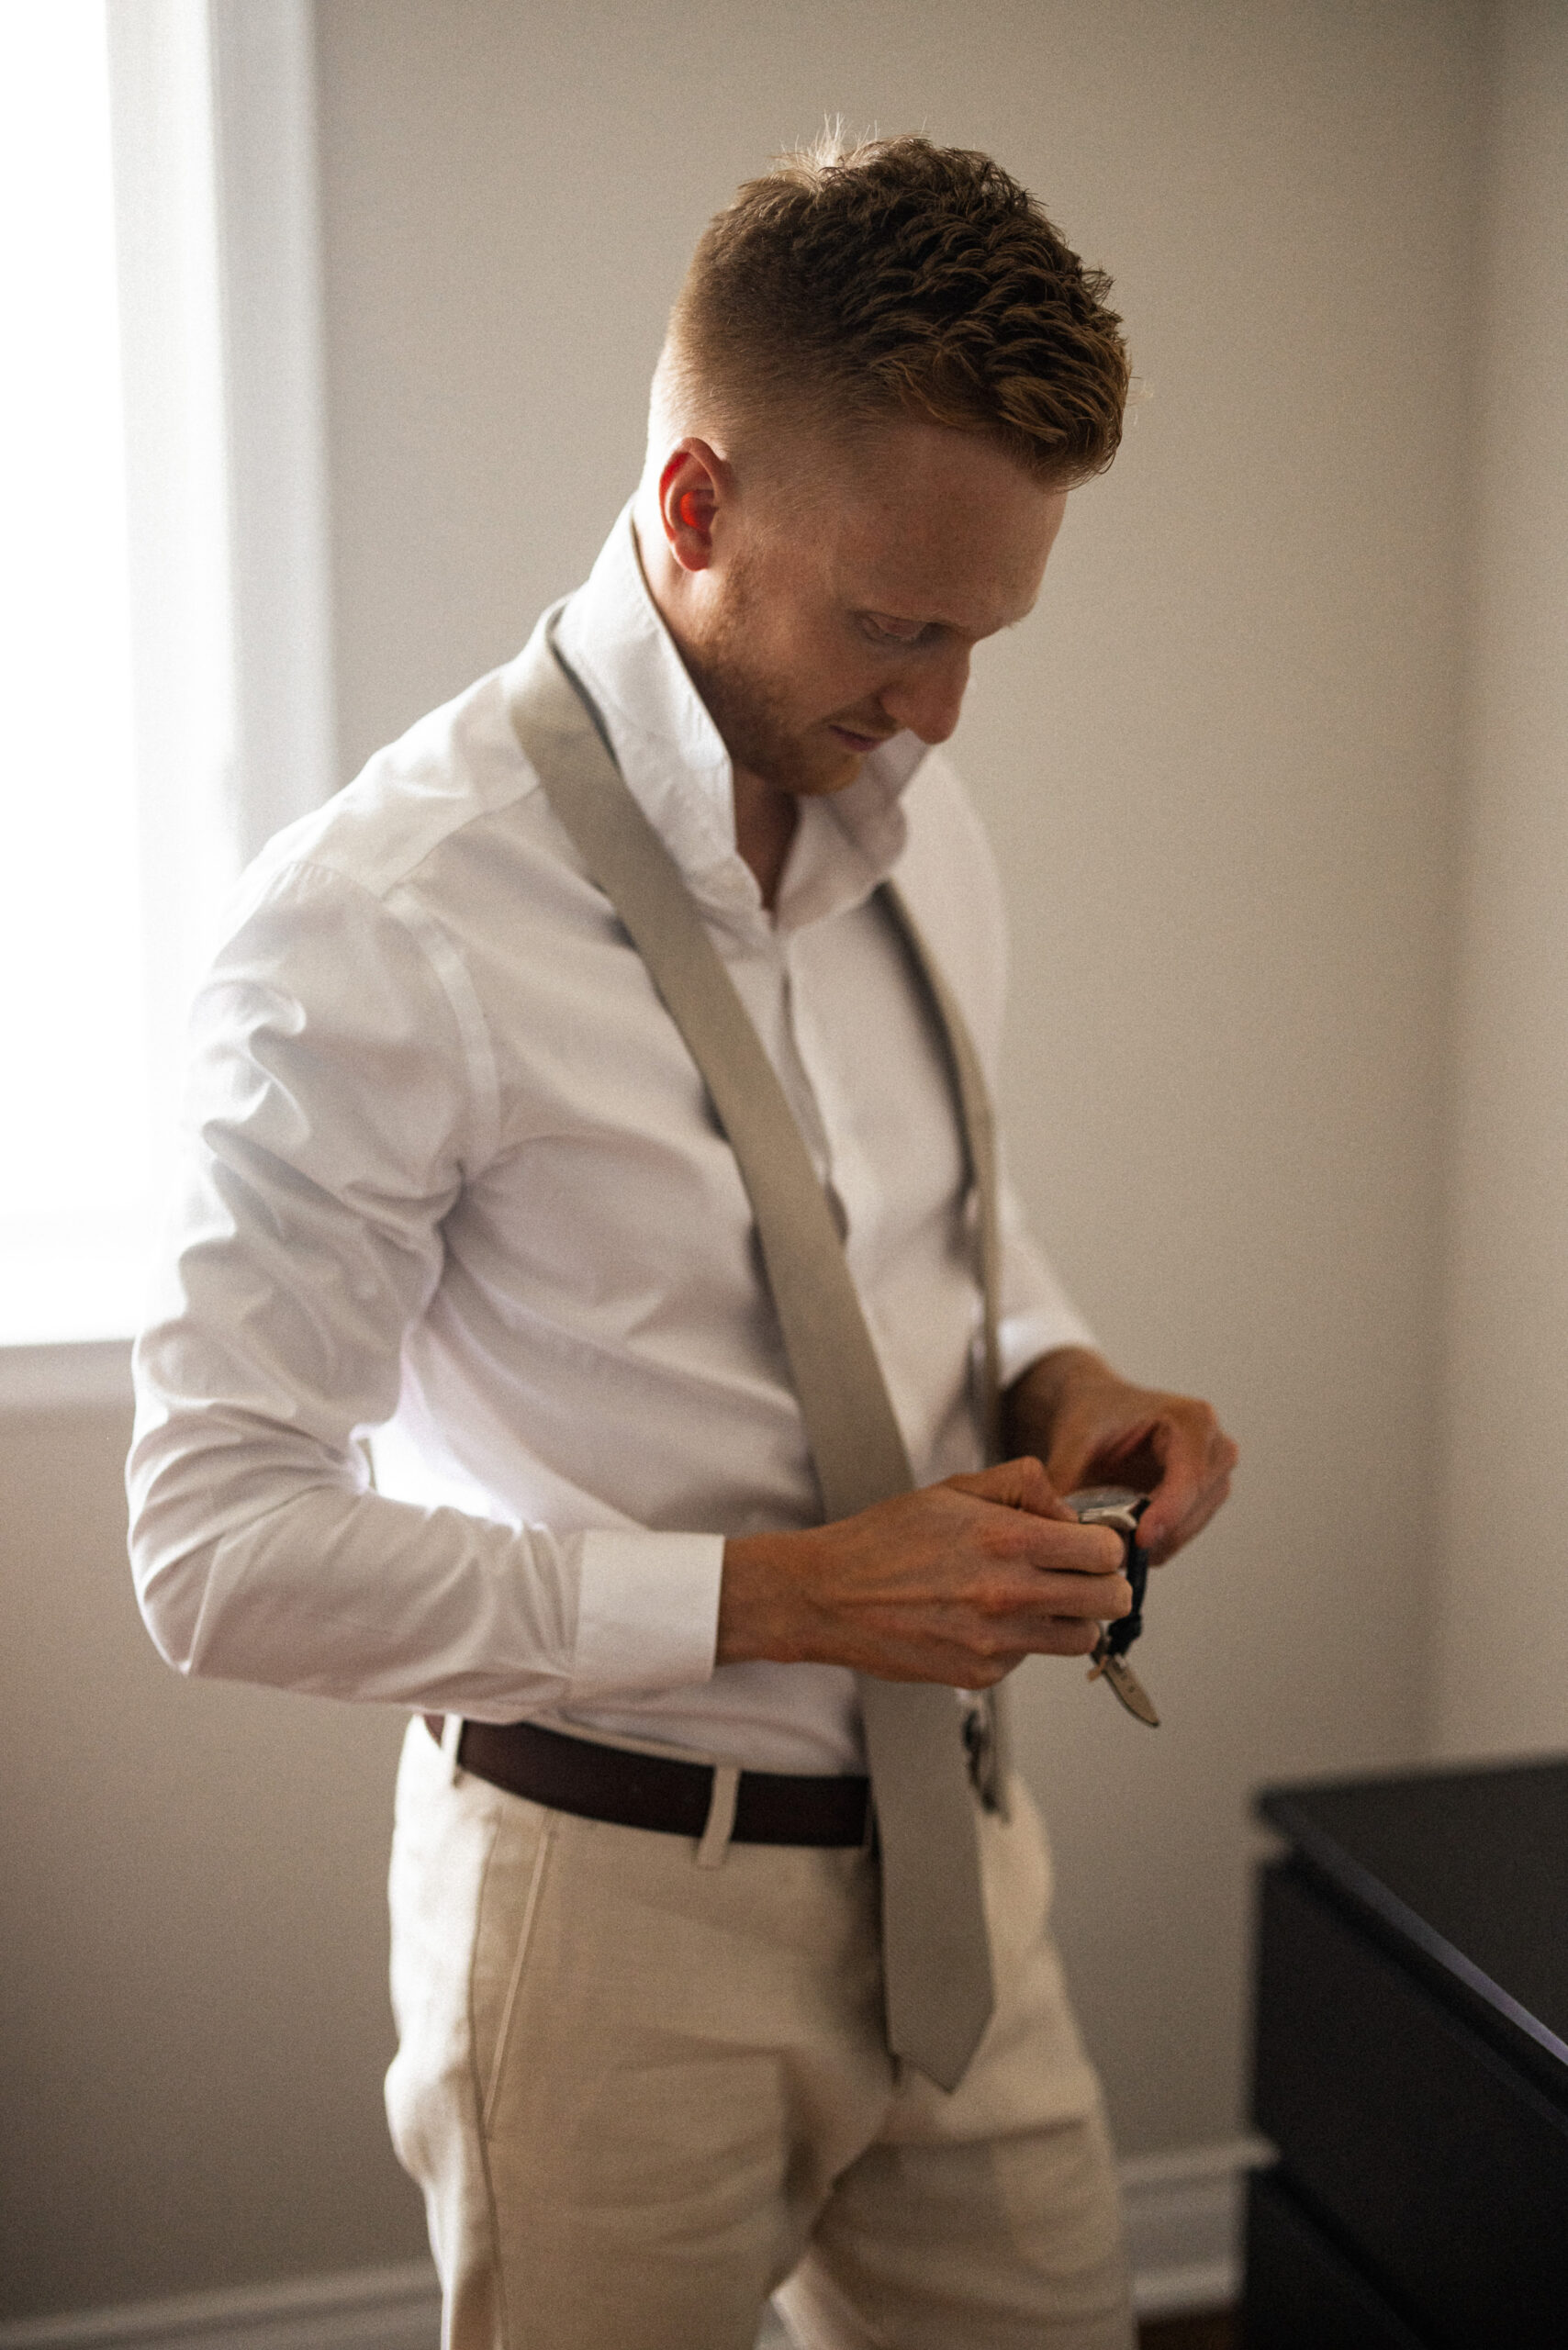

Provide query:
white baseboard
left=1122, top=2135, right=1270, bottom=2318
left=0, top=2139, right=1266, bottom=2345
left=0, top=2266, right=442, bottom=2350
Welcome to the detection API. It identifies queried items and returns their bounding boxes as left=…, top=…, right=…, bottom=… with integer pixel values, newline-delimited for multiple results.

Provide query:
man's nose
left=880, top=647, right=972, bottom=745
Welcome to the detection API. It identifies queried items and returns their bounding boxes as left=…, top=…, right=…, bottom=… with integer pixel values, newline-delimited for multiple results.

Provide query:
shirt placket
left=718, top=915, right=846, bottom=1226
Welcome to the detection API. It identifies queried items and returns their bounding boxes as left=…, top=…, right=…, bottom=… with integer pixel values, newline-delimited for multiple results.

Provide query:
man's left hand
left=1002, top=1346, right=1238, bottom=1563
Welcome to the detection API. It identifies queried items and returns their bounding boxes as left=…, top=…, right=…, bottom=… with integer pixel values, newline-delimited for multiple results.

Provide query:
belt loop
left=696, top=1763, right=741, bottom=1868
left=442, top=1713, right=465, bottom=1785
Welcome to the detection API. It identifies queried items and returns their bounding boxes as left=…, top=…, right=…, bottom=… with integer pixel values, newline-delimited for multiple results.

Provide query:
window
left=0, top=0, right=332, bottom=1352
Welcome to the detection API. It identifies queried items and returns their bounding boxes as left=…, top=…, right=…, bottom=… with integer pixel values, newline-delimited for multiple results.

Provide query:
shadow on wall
left=0, top=1389, right=428, bottom=2321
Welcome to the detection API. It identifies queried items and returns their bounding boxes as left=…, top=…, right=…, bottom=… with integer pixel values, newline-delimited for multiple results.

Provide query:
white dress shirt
left=128, top=507, right=1093, bottom=1774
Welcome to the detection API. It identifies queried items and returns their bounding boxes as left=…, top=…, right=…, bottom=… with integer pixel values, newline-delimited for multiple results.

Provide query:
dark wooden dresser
left=1242, top=1756, right=1568, bottom=2349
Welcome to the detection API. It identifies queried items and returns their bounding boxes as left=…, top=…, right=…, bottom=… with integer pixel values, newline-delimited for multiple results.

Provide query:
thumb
left=944, top=1455, right=1076, bottom=1521
left=1042, top=1427, right=1098, bottom=1498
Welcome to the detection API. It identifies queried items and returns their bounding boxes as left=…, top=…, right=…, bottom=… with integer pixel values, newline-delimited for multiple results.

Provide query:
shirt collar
left=550, top=503, right=928, bottom=934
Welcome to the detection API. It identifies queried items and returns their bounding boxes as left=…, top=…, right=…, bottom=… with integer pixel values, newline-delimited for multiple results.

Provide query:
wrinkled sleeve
left=127, top=859, right=722, bottom=1719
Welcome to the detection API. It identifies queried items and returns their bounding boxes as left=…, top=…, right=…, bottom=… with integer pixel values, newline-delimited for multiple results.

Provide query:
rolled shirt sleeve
left=128, top=856, right=722, bottom=1720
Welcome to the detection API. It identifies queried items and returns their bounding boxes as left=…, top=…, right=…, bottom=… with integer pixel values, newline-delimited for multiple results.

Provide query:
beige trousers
left=385, top=1718, right=1133, bottom=2350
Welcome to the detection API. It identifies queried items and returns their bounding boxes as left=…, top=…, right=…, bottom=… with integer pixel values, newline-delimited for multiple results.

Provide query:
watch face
left=1064, top=1485, right=1148, bottom=1531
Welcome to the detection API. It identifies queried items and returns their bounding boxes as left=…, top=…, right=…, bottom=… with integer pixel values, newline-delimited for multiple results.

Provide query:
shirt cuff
left=568, top=1528, right=725, bottom=1703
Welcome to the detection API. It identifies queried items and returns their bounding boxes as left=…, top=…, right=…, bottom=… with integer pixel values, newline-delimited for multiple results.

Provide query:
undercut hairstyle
left=658, top=132, right=1130, bottom=487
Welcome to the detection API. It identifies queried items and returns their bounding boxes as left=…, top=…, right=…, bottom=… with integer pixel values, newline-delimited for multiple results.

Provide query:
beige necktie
left=508, top=615, right=998, bottom=2090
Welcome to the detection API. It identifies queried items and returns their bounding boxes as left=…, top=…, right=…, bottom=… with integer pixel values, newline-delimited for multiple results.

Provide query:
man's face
left=677, top=420, right=1069, bottom=800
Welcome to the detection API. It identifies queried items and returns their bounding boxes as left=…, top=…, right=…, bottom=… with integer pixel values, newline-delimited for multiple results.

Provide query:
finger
left=990, top=1600, right=1118, bottom=1653
left=987, top=1561, right=1133, bottom=1624
left=1052, top=1617, right=1103, bottom=1655
left=932, top=1471, right=1127, bottom=1574
left=1006, top=1516, right=1127, bottom=1579
left=1142, top=1437, right=1236, bottom=1558
left=1039, top=1427, right=1114, bottom=1499
left=1145, top=1469, right=1233, bottom=1562
left=1136, top=1415, right=1235, bottom=1553
left=1036, top=1617, right=1101, bottom=1658
left=935, top=1612, right=1102, bottom=1682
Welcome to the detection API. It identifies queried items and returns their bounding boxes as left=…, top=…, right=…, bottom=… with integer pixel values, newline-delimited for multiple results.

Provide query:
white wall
left=1433, top=1, right=1568, bottom=1762
left=9, top=0, right=1538, bottom=2324
left=0, top=1399, right=426, bottom=2322
left=316, top=0, right=1480, bottom=2155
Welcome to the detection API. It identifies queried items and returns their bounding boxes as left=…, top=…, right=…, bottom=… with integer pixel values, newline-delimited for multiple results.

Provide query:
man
left=129, top=135, right=1235, bottom=2348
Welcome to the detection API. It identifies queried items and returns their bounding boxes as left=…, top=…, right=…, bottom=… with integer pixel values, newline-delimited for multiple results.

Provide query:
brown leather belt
left=423, top=1714, right=871, bottom=1847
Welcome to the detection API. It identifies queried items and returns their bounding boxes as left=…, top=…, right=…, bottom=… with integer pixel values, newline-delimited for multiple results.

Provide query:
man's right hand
left=717, top=1456, right=1130, bottom=1686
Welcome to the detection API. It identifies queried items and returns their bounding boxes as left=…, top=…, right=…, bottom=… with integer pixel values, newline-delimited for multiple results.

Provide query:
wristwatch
left=1063, top=1486, right=1159, bottom=1728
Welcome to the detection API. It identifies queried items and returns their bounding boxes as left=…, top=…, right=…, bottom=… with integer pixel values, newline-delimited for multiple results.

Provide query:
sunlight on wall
left=0, top=1, right=239, bottom=1345
left=0, top=4, right=151, bottom=1332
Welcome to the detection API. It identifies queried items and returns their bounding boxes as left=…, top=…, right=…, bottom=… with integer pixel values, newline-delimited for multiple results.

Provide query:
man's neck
left=731, top=764, right=799, bottom=912
left=633, top=498, right=801, bottom=912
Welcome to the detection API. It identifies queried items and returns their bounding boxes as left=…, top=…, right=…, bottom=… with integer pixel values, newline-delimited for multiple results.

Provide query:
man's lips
left=829, top=723, right=894, bottom=753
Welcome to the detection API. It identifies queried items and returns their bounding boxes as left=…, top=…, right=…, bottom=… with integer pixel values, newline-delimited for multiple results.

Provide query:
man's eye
left=861, top=614, right=929, bottom=645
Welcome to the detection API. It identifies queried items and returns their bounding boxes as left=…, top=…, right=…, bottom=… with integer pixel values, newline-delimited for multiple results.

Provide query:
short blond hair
left=659, top=132, right=1129, bottom=485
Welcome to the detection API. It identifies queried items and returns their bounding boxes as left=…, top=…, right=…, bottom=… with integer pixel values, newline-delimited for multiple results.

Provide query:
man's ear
left=657, top=441, right=726, bottom=572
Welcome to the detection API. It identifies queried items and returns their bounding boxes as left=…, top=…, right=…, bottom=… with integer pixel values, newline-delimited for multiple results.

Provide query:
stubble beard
left=684, top=558, right=854, bottom=800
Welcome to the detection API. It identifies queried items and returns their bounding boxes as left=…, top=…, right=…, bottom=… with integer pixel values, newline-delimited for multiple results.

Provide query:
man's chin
left=805, top=756, right=867, bottom=799
left=753, top=744, right=865, bottom=800
left=806, top=732, right=879, bottom=794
